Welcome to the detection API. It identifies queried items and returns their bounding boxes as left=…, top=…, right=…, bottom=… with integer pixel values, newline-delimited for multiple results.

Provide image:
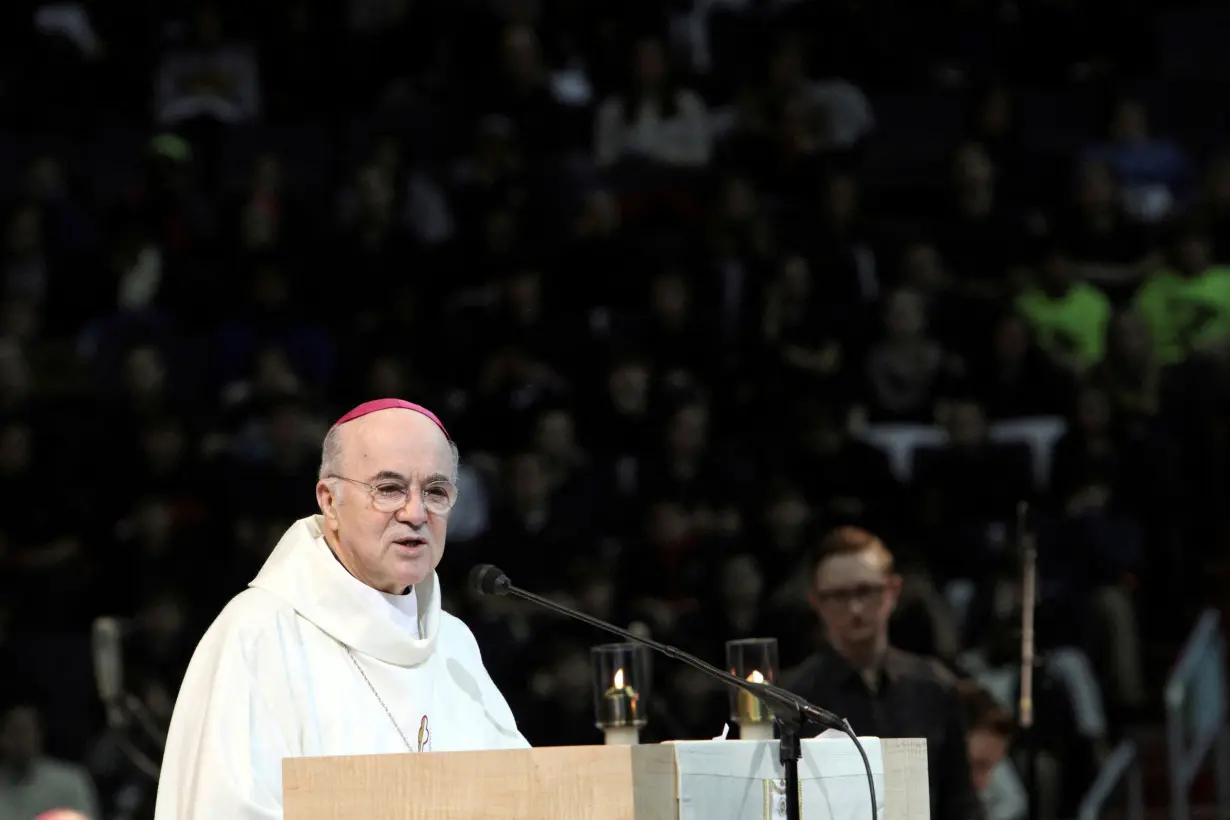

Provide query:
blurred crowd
left=3, top=0, right=1230, bottom=818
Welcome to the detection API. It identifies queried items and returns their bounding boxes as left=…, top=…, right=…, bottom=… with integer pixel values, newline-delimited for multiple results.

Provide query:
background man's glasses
left=816, top=583, right=887, bottom=607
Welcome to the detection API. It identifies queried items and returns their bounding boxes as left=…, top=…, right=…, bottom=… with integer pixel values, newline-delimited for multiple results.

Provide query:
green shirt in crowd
left=1134, top=266, right=1230, bottom=365
left=1017, top=281, right=1112, bottom=370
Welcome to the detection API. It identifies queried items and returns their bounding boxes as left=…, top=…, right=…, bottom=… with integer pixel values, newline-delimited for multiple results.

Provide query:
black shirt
left=782, top=646, right=980, bottom=820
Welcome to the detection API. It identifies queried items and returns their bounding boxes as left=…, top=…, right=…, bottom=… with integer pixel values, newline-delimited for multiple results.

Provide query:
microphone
left=91, top=617, right=127, bottom=728
left=469, top=564, right=841, bottom=727
left=469, top=564, right=879, bottom=820
left=464, top=565, right=841, bottom=722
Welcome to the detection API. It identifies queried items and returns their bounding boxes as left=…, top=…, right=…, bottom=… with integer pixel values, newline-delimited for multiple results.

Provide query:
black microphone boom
left=469, top=563, right=840, bottom=726
left=468, top=564, right=879, bottom=820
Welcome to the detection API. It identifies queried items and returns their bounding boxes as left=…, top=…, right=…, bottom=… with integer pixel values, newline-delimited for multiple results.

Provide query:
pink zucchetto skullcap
left=332, top=398, right=451, bottom=440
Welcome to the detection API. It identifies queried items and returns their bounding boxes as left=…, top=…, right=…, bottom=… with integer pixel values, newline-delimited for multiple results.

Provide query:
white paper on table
left=670, top=737, right=885, bottom=820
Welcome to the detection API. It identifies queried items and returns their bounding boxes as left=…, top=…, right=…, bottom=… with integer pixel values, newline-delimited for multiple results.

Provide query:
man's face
left=948, top=402, right=987, bottom=449
left=1041, top=251, right=1072, bottom=291
left=810, top=551, right=900, bottom=649
left=667, top=404, right=708, bottom=457
left=0, top=706, right=41, bottom=768
left=535, top=411, right=574, bottom=459
left=721, top=556, right=763, bottom=607
left=967, top=728, right=1008, bottom=793
left=608, top=363, right=648, bottom=411
left=316, top=410, right=455, bottom=593
left=1177, top=235, right=1210, bottom=273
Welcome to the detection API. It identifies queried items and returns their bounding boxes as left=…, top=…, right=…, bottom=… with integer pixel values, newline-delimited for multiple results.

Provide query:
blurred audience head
left=1171, top=221, right=1211, bottom=275
left=665, top=400, right=708, bottom=458
left=1075, top=385, right=1112, bottom=435
left=945, top=398, right=988, bottom=450
left=763, top=479, right=810, bottom=542
left=0, top=421, right=33, bottom=476
left=883, top=288, right=927, bottom=340
left=720, top=553, right=764, bottom=609
left=633, top=37, right=668, bottom=89
left=646, top=501, right=692, bottom=550
left=507, top=450, right=552, bottom=508
left=778, top=254, right=811, bottom=301
left=992, top=312, right=1031, bottom=366
left=901, top=241, right=946, bottom=292
left=1105, top=310, right=1151, bottom=368
left=1037, top=241, right=1074, bottom=295
left=1110, top=97, right=1149, bottom=143
left=534, top=406, right=577, bottom=463
left=122, top=345, right=167, bottom=402
left=0, top=340, right=30, bottom=403
left=607, top=355, right=650, bottom=415
left=0, top=702, right=42, bottom=772
left=649, top=270, right=690, bottom=325
left=1075, top=160, right=1118, bottom=211
left=957, top=680, right=1014, bottom=793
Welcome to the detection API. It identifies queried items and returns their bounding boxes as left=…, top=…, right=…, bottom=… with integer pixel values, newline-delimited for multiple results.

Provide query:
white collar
left=249, top=515, right=440, bottom=666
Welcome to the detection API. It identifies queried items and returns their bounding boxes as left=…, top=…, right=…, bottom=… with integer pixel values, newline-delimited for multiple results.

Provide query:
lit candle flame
left=747, top=670, right=765, bottom=683
left=613, top=667, right=625, bottom=688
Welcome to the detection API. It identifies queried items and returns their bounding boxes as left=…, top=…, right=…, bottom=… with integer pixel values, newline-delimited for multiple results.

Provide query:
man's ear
left=885, top=572, right=904, bottom=614
left=806, top=586, right=823, bottom=619
left=316, top=480, right=340, bottom=527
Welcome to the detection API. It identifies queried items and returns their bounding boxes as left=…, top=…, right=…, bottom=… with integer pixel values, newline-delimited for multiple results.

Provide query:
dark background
left=2, top=0, right=1229, bottom=817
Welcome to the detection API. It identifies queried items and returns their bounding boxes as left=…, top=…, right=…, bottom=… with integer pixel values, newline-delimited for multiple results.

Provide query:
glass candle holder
left=592, top=643, right=650, bottom=745
left=726, top=637, right=779, bottom=740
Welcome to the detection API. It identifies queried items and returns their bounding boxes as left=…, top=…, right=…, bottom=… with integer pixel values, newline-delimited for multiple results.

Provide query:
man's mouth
left=393, top=536, right=427, bottom=550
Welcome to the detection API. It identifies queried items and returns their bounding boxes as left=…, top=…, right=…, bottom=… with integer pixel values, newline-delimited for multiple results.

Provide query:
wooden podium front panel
left=284, top=744, right=678, bottom=820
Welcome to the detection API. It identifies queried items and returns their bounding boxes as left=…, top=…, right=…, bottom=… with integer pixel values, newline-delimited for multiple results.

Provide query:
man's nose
left=397, top=490, right=429, bottom=525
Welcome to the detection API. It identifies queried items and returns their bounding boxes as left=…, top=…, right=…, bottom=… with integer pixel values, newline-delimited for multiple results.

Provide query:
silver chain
left=345, top=646, right=414, bottom=753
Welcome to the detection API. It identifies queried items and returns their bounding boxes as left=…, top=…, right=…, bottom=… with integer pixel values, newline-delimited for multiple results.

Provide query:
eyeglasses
left=815, top=583, right=887, bottom=607
left=328, top=475, right=458, bottom=515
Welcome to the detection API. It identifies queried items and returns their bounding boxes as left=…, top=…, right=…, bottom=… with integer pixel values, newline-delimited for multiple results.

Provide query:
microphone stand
left=1018, top=502, right=1040, bottom=820
left=472, top=566, right=878, bottom=820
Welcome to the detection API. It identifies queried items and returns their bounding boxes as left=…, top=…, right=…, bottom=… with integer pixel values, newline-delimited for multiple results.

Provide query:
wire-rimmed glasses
left=327, top=475, right=457, bottom=515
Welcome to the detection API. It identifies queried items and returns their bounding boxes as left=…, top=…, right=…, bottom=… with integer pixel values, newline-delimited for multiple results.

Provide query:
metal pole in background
left=1019, top=501, right=1039, bottom=820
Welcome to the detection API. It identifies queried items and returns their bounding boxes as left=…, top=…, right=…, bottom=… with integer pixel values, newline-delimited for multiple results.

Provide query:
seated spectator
left=934, top=142, right=1029, bottom=303
left=863, top=288, right=961, bottom=423
left=962, top=312, right=1075, bottom=420
left=1134, top=221, right=1230, bottom=366
left=1050, top=160, right=1160, bottom=293
left=1016, top=241, right=1111, bottom=374
left=913, top=398, right=1034, bottom=583
left=154, top=4, right=261, bottom=127
left=761, top=254, right=846, bottom=400
left=1194, top=153, right=1230, bottom=264
left=1082, top=97, right=1192, bottom=224
left=594, top=37, right=711, bottom=170
left=957, top=680, right=1024, bottom=820
left=1087, top=311, right=1160, bottom=434
left=0, top=702, right=100, bottom=820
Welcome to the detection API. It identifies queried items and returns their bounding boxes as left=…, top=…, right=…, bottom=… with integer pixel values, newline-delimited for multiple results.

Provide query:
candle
left=737, top=670, right=771, bottom=724
left=603, top=725, right=640, bottom=746
left=600, top=667, right=639, bottom=727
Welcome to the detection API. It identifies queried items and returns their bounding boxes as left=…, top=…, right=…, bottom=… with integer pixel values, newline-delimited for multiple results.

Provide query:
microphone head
left=469, top=564, right=511, bottom=596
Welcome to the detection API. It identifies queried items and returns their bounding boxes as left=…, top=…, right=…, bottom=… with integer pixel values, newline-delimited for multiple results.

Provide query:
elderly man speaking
left=155, top=399, right=528, bottom=820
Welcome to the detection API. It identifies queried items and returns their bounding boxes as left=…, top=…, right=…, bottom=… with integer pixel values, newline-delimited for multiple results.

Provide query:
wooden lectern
left=284, top=738, right=930, bottom=820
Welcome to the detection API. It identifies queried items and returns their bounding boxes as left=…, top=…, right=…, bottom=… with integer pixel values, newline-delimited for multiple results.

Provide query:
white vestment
left=153, top=515, right=529, bottom=820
